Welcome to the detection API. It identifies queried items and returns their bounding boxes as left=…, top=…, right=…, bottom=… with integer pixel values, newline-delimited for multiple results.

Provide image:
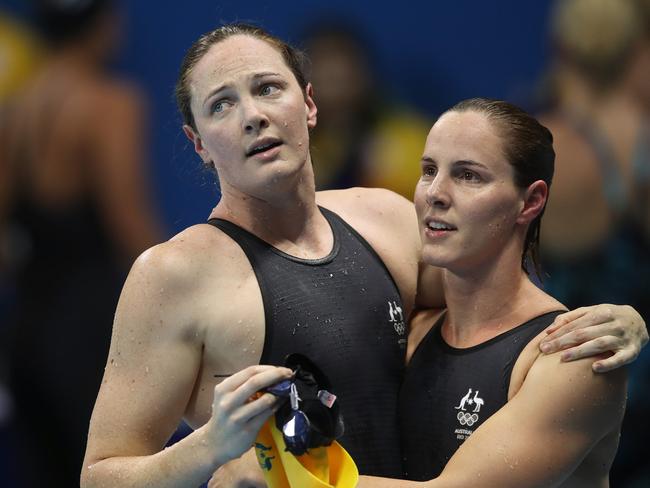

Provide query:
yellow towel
left=254, top=418, right=359, bottom=488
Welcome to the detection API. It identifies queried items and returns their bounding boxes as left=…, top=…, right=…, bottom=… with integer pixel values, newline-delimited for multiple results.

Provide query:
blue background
left=2, top=0, right=553, bottom=236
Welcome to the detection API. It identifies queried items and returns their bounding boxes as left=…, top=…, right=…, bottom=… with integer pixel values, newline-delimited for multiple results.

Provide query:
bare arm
left=359, top=350, right=626, bottom=488
left=539, top=304, right=648, bottom=372
left=81, top=244, right=290, bottom=488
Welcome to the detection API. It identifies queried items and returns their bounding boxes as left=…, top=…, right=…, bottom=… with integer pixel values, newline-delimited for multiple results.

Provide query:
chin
left=420, top=247, right=449, bottom=269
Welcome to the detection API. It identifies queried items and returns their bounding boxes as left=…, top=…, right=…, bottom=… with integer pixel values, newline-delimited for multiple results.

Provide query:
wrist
left=194, top=422, right=228, bottom=470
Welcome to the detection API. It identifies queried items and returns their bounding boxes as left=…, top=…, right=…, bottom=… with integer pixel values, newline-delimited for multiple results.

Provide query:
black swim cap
left=33, top=0, right=112, bottom=44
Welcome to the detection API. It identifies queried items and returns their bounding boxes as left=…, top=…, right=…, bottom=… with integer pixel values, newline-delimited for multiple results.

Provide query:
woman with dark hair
left=359, top=99, right=627, bottom=487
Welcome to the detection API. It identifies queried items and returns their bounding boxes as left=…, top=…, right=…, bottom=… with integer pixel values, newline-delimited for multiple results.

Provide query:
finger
left=244, top=398, right=281, bottom=436
left=543, top=307, right=587, bottom=335
left=234, top=392, right=281, bottom=424
left=542, top=309, right=612, bottom=344
left=213, top=366, right=288, bottom=416
left=215, top=365, right=278, bottom=394
left=541, top=324, right=612, bottom=353
left=558, top=336, right=620, bottom=362
left=227, top=367, right=293, bottom=408
left=592, top=349, right=635, bottom=373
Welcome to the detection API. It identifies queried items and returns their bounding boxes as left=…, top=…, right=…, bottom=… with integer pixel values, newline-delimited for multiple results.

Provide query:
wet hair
left=33, top=0, right=112, bottom=45
left=550, top=0, right=642, bottom=88
left=444, top=98, right=555, bottom=277
left=175, top=23, right=310, bottom=132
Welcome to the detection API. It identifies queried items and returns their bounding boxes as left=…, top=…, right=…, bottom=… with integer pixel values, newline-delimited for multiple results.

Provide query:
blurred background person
left=537, top=0, right=649, bottom=311
left=0, top=0, right=164, bottom=486
left=536, top=0, right=649, bottom=485
left=302, top=19, right=430, bottom=198
left=0, top=8, right=43, bottom=486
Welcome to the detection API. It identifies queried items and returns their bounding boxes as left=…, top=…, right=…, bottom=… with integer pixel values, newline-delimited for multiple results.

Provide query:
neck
left=441, top=245, right=560, bottom=347
left=49, top=43, right=105, bottom=75
left=211, top=159, right=332, bottom=259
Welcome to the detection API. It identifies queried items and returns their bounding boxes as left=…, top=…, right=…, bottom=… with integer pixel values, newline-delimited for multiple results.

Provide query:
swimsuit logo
left=388, top=300, right=406, bottom=335
left=454, top=388, right=484, bottom=427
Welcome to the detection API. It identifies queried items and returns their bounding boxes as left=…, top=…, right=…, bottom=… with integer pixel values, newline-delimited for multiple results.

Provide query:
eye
left=211, top=100, right=230, bottom=114
left=459, top=170, right=481, bottom=182
left=260, top=84, right=280, bottom=96
left=423, top=166, right=437, bottom=177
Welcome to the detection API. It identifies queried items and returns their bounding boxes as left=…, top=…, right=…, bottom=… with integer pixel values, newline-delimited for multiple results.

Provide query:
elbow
left=80, top=465, right=94, bottom=488
left=80, top=458, right=104, bottom=488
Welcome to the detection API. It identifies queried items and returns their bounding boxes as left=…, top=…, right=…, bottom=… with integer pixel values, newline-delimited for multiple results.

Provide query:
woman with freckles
left=359, top=98, right=627, bottom=487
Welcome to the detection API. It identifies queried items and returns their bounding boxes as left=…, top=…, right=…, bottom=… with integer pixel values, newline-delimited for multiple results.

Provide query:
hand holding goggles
left=263, top=354, right=344, bottom=456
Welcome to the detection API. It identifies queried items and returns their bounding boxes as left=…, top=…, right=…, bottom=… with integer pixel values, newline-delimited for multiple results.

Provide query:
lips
left=425, top=218, right=457, bottom=231
left=246, top=138, right=283, bottom=157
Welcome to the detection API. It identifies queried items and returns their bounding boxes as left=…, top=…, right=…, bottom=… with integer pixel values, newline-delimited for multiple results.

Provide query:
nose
left=425, top=174, right=451, bottom=208
left=241, top=97, right=269, bottom=134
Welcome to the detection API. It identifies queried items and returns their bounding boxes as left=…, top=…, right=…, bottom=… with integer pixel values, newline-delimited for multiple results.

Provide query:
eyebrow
left=420, top=156, right=489, bottom=170
left=421, top=156, right=436, bottom=164
left=202, top=72, right=283, bottom=108
left=454, top=159, right=489, bottom=170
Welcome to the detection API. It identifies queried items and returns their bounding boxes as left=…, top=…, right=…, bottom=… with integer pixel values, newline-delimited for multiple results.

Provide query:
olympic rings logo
left=457, top=412, right=479, bottom=426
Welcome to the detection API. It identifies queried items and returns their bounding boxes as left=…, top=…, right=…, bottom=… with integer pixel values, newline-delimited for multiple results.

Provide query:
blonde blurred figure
left=538, top=0, right=650, bottom=485
left=0, top=1, right=163, bottom=486
left=538, top=0, right=649, bottom=306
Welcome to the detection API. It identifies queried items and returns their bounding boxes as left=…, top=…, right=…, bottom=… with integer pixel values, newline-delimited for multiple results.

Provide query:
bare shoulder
left=511, top=327, right=627, bottom=423
left=317, top=187, right=421, bottom=311
left=133, top=222, right=244, bottom=281
left=93, top=78, right=146, bottom=108
left=118, top=223, right=245, bottom=322
left=317, top=187, right=416, bottom=226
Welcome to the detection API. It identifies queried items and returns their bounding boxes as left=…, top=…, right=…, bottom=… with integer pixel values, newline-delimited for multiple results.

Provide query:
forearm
left=82, top=424, right=223, bottom=488
left=358, top=476, right=429, bottom=488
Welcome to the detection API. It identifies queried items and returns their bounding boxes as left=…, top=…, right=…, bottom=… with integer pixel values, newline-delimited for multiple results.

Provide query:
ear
left=304, top=83, right=318, bottom=129
left=183, top=124, right=212, bottom=166
left=517, top=180, right=548, bottom=225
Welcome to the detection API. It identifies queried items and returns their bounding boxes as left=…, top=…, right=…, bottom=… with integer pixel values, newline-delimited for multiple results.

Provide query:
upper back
left=540, top=107, right=650, bottom=256
left=7, top=66, right=142, bottom=206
